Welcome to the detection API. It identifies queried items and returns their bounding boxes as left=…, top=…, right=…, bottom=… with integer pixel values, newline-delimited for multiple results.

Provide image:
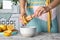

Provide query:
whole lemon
left=22, top=16, right=28, bottom=24
left=0, top=24, right=7, bottom=31
left=7, top=24, right=14, bottom=31
left=4, top=30, right=12, bottom=37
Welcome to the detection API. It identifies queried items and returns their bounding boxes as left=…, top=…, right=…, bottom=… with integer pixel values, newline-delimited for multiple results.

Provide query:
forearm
left=48, top=0, right=60, bottom=9
left=19, top=0, right=26, bottom=14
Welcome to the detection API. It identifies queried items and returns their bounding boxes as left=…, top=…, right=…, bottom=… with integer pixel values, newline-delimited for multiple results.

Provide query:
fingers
left=38, top=9, right=44, bottom=16
left=19, top=15, right=26, bottom=25
left=19, top=16, right=24, bottom=24
left=19, top=12, right=27, bottom=24
left=34, top=7, right=46, bottom=17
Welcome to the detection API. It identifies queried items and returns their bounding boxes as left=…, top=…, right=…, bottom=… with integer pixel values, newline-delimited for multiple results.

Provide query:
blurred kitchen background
left=0, top=0, right=60, bottom=32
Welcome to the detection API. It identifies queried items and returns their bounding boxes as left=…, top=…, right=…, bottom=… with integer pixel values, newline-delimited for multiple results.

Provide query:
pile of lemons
left=0, top=24, right=15, bottom=37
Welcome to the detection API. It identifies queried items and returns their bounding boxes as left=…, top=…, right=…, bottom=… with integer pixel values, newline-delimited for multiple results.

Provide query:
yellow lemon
left=7, top=24, right=14, bottom=31
left=0, top=24, right=7, bottom=31
left=22, top=16, right=28, bottom=24
left=26, top=16, right=32, bottom=21
left=4, top=30, right=12, bottom=37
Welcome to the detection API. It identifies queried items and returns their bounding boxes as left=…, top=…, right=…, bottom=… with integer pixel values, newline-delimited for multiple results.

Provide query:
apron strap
left=46, top=0, right=51, bottom=32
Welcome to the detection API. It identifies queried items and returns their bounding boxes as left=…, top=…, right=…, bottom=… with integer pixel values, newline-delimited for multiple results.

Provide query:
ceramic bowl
left=20, top=26, right=36, bottom=37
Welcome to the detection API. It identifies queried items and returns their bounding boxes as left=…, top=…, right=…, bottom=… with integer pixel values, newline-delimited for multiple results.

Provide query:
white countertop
left=0, top=33, right=60, bottom=40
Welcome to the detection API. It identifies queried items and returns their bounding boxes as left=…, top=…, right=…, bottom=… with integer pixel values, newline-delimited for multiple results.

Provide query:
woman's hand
left=33, top=6, right=51, bottom=17
left=19, top=11, right=27, bottom=25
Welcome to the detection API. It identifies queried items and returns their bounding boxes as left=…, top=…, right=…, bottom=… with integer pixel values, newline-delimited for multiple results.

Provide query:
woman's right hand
left=19, top=12, right=27, bottom=25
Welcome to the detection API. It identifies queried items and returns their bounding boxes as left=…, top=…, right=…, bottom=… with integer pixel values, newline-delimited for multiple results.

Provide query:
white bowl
left=20, top=27, right=36, bottom=37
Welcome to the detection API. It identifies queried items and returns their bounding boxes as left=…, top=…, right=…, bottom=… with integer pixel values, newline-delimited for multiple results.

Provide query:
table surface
left=0, top=33, right=60, bottom=40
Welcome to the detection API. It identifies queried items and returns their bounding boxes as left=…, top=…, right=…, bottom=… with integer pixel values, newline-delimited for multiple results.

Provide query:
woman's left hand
left=33, top=6, right=51, bottom=17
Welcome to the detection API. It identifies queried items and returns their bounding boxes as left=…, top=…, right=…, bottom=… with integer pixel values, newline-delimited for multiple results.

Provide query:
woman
left=19, top=0, right=60, bottom=33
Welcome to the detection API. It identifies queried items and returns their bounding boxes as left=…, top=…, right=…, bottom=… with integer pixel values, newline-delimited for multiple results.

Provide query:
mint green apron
left=26, top=0, right=58, bottom=33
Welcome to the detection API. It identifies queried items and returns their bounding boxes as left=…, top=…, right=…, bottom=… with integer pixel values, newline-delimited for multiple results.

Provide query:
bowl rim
left=20, top=27, right=36, bottom=29
left=20, top=26, right=36, bottom=28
